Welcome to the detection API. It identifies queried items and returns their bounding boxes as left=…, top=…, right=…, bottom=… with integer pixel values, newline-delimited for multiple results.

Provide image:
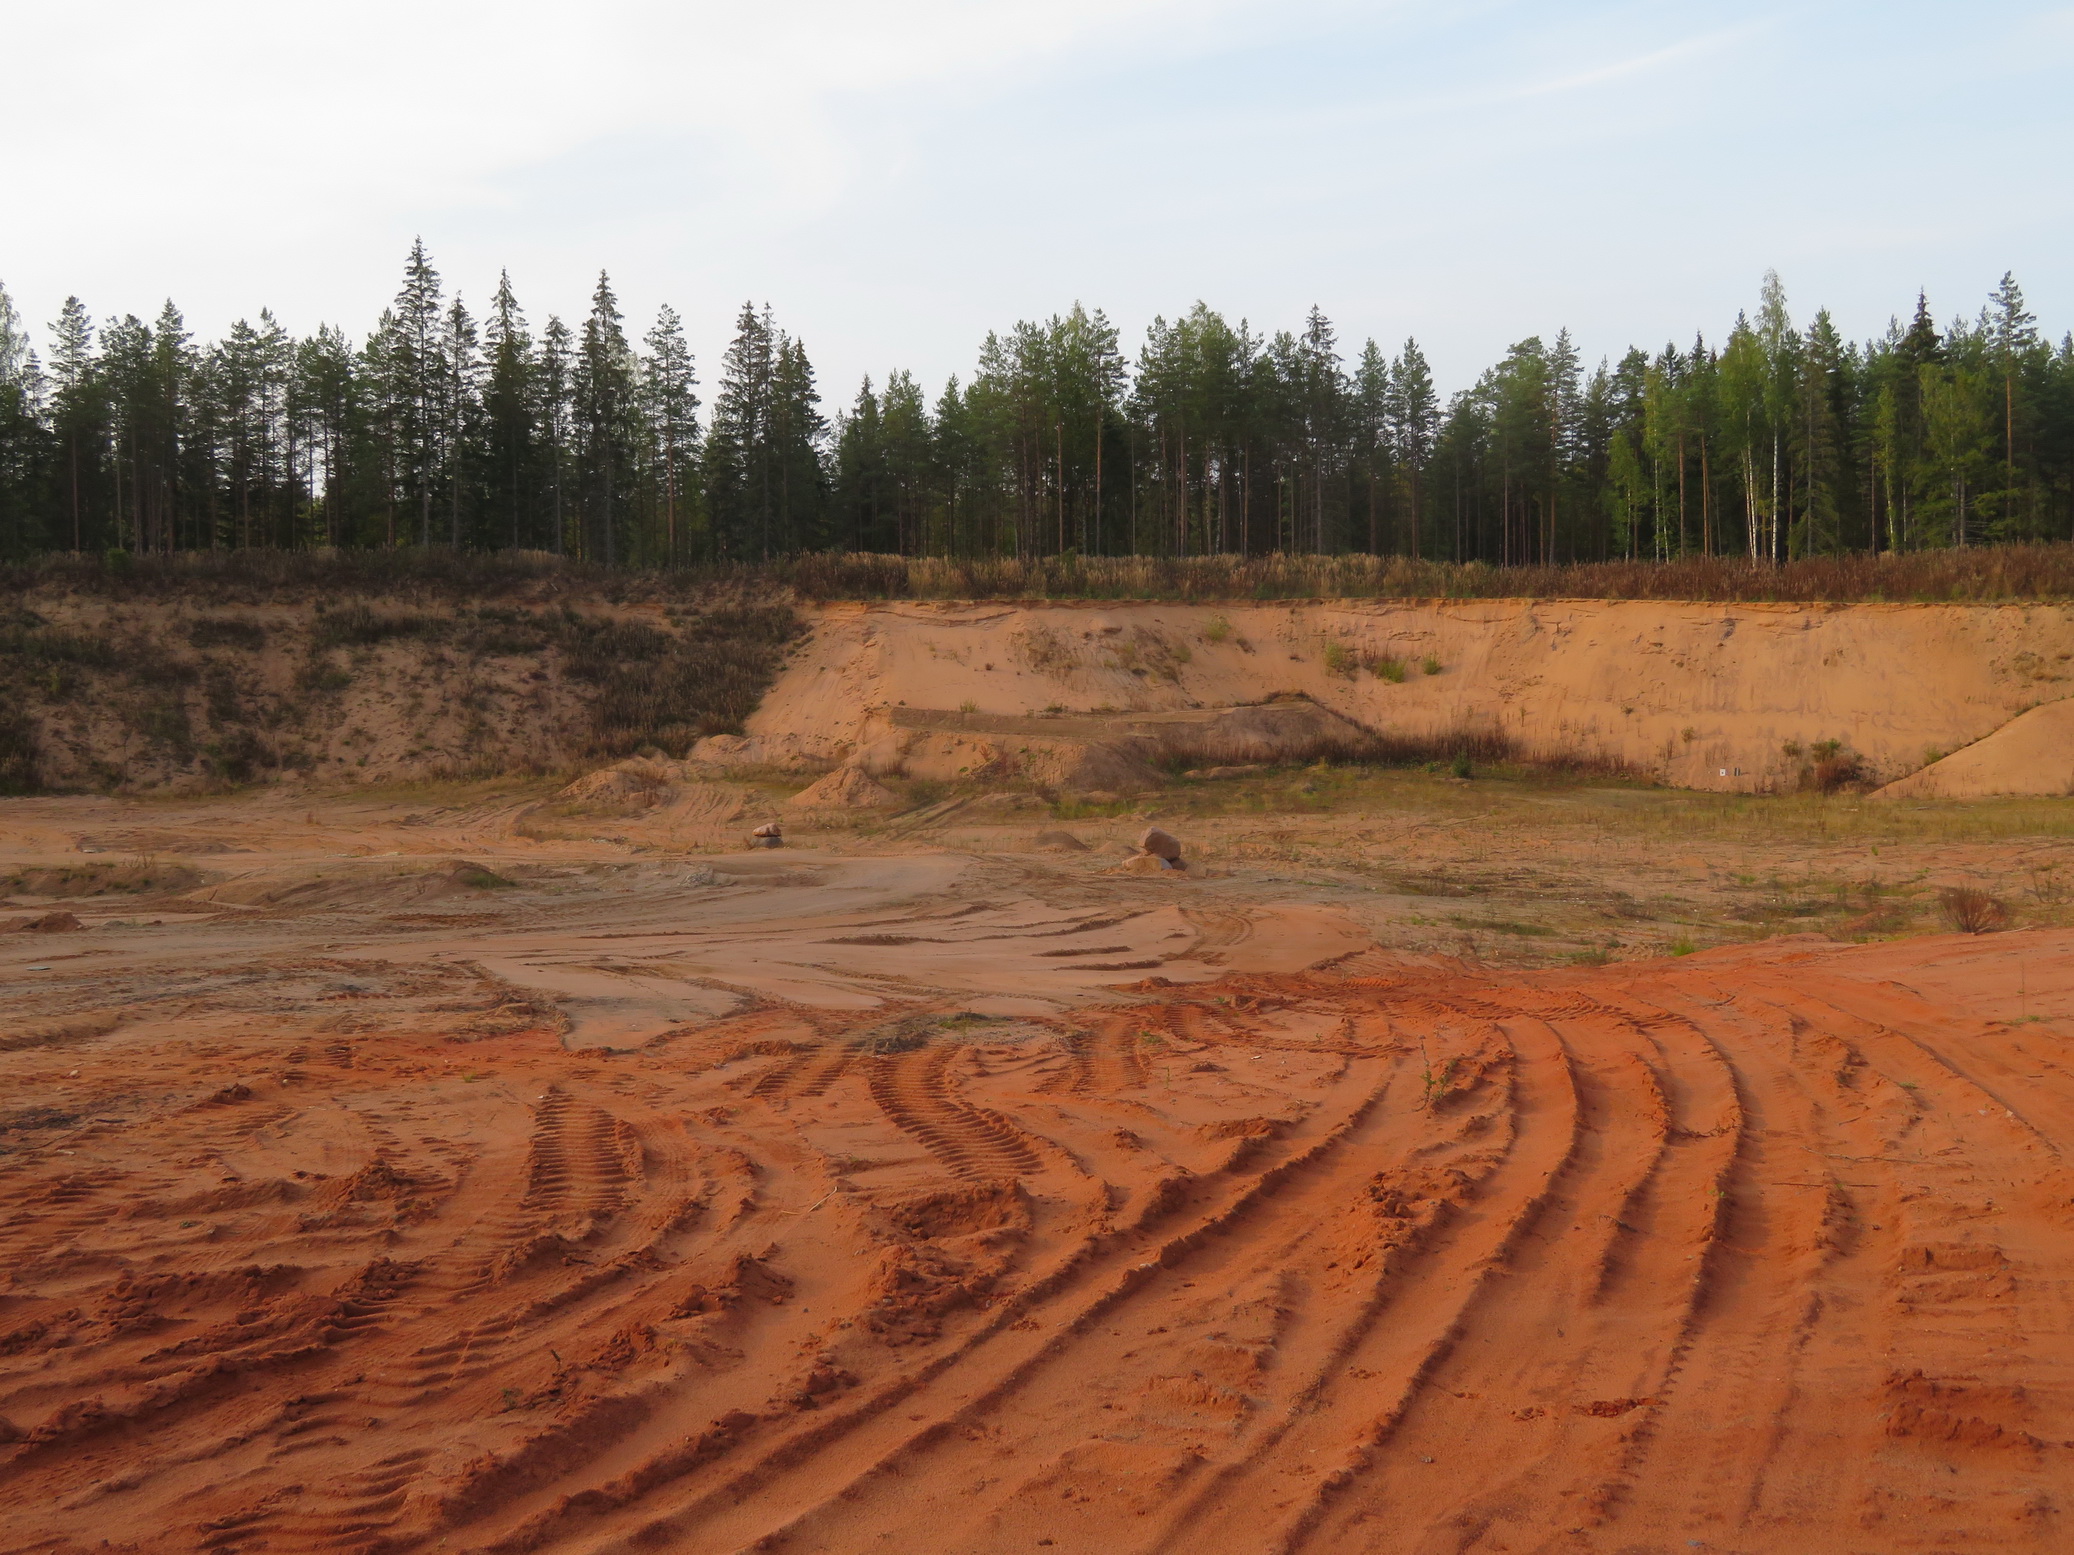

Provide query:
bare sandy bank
left=698, top=597, right=2074, bottom=792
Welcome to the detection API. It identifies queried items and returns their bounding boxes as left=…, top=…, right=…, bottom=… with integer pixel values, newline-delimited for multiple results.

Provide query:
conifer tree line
left=2, top=243, right=2069, bottom=565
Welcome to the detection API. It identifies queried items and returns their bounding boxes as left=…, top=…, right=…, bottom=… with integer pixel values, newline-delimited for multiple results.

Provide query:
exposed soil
left=700, top=597, right=2074, bottom=793
left=3, top=772, right=2073, bottom=1553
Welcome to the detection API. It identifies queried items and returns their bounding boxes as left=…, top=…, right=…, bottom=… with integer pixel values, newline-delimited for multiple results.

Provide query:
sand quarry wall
left=703, top=598, right=2074, bottom=794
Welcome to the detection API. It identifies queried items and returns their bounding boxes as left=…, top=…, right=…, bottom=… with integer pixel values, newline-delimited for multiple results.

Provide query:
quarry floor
left=4, top=768, right=2074, bottom=1553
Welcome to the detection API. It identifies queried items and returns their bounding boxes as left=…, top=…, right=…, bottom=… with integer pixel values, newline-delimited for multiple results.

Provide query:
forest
left=0, top=242, right=2068, bottom=567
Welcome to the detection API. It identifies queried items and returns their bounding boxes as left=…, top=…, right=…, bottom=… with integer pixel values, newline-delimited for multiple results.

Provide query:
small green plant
left=1202, top=615, right=1232, bottom=644
left=1421, top=656, right=1442, bottom=676
left=1449, top=749, right=1472, bottom=780
left=1363, top=653, right=1406, bottom=683
left=959, top=698, right=979, bottom=714
left=1322, top=641, right=1357, bottom=677
left=1417, top=1042, right=1458, bottom=1110
left=1669, top=936, right=1697, bottom=956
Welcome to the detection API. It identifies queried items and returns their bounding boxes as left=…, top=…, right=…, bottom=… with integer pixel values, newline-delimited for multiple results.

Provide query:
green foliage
left=5, top=255, right=2073, bottom=570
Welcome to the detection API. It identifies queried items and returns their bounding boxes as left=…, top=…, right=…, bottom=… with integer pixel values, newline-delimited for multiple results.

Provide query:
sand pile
left=788, top=765, right=901, bottom=810
left=1877, top=698, right=2074, bottom=799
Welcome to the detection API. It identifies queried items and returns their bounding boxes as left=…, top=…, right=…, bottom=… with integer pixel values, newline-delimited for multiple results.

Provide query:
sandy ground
left=4, top=777, right=2074, bottom=1553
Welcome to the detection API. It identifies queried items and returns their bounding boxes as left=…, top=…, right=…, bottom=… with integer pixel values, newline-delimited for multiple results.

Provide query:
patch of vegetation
left=187, top=616, right=268, bottom=649
left=1450, top=916, right=1557, bottom=936
left=5, top=859, right=207, bottom=897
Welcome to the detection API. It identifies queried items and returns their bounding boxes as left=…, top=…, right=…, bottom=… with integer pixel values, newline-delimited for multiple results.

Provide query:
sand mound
left=1875, top=698, right=2074, bottom=799
left=557, top=756, right=688, bottom=807
left=789, top=765, right=901, bottom=810
left=847, top=699, right=1376, bottom=794
left=5, top=909, right=82, bottom=932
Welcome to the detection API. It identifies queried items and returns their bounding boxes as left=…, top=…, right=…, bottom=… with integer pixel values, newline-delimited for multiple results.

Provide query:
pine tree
left=1386, top=340, right=1437, bottom=559
left=48, top=297, right=99, bottom=551
left=0, top=280, right=50, bottom=556
left=1985, top=271, right=2040, bottom=534
left=293, top=323, right=360, bottom=547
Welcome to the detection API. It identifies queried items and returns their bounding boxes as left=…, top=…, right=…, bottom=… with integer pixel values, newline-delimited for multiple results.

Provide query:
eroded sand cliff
left=701, top=598, right=2074, bottom=792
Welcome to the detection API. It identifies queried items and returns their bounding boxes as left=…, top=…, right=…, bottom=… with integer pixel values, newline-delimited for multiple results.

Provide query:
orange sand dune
left=5, top=870, right=2070, bottom=1552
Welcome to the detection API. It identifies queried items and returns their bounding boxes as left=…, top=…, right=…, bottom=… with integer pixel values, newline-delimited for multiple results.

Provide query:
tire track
left=867, top=1044, right=1043, bottom=1182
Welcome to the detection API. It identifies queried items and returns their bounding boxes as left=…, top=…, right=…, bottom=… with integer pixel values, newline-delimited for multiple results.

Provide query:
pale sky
left=7, top=0, right=2070, bottom=399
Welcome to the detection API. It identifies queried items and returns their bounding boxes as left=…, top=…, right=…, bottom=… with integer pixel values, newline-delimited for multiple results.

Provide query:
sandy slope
left=3, top=788, right=2072, bottom=1554
left=1877, top=698, right=2074, bottom=799
left=709, top=598, right=2074, bottom=790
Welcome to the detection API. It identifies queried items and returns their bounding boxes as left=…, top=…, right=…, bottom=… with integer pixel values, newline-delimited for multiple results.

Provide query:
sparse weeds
left=3, top=857, right=206, bottom=898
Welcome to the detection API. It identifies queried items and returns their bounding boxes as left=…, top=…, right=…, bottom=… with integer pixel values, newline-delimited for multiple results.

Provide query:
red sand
left=5, top=873, right=2071, bottom=1551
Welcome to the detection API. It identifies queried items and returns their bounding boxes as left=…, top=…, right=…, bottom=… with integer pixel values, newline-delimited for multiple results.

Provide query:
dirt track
left=4, top=784, right=2073, bottom=1553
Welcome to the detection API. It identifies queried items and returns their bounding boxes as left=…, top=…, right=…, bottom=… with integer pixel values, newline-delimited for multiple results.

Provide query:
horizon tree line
left=2, top=244, right=2069, bottom=567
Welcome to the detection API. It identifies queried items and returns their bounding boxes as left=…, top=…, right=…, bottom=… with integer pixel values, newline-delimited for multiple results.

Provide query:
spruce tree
left=640, top=304, right=700, bottom=563
left=574, top=272, right=636, bottom=564
left=441, top=295, right=481, bottom=547
left=384, top=239, right=447, bottom=545
left=706, top=303, right=775, bottom=560
left=538, top=316, right=575, bottom=555
left=482, top=271, right=538, bottom=550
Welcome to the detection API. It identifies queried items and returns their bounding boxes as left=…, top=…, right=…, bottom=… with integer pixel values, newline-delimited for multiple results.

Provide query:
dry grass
left=753, top=544, right=2074, bottom=605
left=9, top=541, right=2074, bottom=606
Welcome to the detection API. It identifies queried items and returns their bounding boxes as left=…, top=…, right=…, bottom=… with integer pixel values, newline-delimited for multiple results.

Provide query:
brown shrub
left=1938, top=886, right=2010, bottom=935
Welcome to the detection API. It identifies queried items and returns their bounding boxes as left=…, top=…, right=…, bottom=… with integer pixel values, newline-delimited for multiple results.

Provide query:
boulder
left=1137, top=827, right=1184, bottom=864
